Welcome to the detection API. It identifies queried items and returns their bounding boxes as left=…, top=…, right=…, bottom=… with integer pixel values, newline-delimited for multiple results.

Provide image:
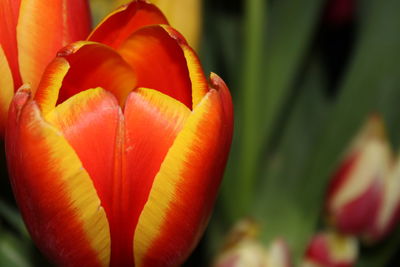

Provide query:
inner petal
left=56, top=42, right=137, bottom=106
left=118, top=25, right=193, bottom=109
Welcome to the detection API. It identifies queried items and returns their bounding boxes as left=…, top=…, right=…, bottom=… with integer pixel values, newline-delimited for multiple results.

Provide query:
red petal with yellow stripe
left=134, top=74, right=233, bottom=266
left=6, top=87, right=110, bottom=267
left=17, top=0, right=91, bottom=90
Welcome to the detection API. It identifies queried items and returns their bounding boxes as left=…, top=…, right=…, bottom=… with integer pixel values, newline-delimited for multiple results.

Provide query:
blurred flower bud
left=303, top=230, right=358, bottom=267
left=213, top=219, right=291, bottom=267
left=213, top=239, right=269, bottom=267
left=326, top=115, right=392, bottom=236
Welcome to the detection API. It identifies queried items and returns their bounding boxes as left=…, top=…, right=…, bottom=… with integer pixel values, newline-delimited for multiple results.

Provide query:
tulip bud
left=214, top=239, right=269, bottom=267
left=0, top=0, right=91, bottom=136
left=303, top=231, right=358, bottom=267
left=326, top=115, right=392, bottom=235
left=214, top=220, right=291, bottom=267
left=6, top=1, right=233, bottom=266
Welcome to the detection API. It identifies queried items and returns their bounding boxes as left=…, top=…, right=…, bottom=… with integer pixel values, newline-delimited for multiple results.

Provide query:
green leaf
left=233, top=0, right=325, bottom=219
left=255, top=56, right=330, bottom=257
left=0, top=232, right=33, bottom=267
left=0, top=200, right=29, bottom=239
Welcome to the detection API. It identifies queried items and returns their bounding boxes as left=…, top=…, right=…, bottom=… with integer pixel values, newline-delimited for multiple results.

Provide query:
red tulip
left=0, top=0, right=91, bottom=137
left=325, top=115, right=392, bottom=236
left=303, top=231, right=358, bottom=267
left=6, top=1, right=233, bottom=266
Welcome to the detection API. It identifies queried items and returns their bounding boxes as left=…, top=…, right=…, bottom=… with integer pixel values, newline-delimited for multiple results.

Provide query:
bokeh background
left=1, top=0, right=400, bottom=266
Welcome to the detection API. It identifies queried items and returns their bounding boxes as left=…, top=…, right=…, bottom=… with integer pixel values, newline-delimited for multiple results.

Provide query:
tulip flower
left=0, top=0, right=91, bottom=137
left=325, top=115, right=392, bottom=236
left=6, top=1, right=233, bottom=266
left=303, top=231, right=358, bottom=267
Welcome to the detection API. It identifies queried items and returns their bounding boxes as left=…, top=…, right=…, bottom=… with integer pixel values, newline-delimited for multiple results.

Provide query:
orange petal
left=0, top=0, right=22, bottom=89
left=133, top=85, right=233, bottom=266
left=46, top=87, right=127, bottom=265
left=6, top=88, right=110, bottom=267
left=35, top=41, right=136, bottom=113
left=0, top=45, right=15, bottom=137
left=46, top=87, right=190, bottom=266
left=118, top=25, right=207, bottom=109
left=17, top=0, right=91, bottom=90
left=88, top=0, right=168, bottom=49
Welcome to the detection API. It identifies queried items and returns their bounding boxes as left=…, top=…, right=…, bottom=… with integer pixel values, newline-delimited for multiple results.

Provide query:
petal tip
left=161, top=25, right=188, bottom=45
left=209, top=73, right=227, bottom=90
left=57, top=41, right=91, bottom=58
left=14, top=84, right=32, bottom=108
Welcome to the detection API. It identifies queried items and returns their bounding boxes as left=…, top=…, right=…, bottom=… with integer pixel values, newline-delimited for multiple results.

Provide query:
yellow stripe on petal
left=34, top=57, right=70, bottom=115
left=17, top=0, right=60, bottom=89
left=0, top=45, right=14, bottom=136
left=134, top=89, right=227, bottom=266
left=17, top=0, right=90, bottom=91
left=7, top=92, right=110, bottom=266
left=182, top=45, right=208, bottom=108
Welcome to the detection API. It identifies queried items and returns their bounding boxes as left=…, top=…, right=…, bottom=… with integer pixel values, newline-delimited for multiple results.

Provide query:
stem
left=237, top=0, right=267, bottom=216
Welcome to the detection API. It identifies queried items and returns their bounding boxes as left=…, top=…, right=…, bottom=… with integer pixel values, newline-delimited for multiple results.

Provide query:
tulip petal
left=335, top=179, right=383, bottom=234
left=118, top=25, right=208, bottom=109
left=162, top=26, right=208, bottom=107
left=17, top=0, right=91, bottom=90
left=104, top=87, right=189, bottom=266
left=34, top=57, right=70, bottom=115
left=6, top=88, right=110, bottom=267
left=45, top=87, right=122, bottom=214
left=46, top=86, right=191, bottom=266
left=367, top=158, right=400, bottom=241
left=0, top=0, right=22, bottom=88
left=88, top=0, right=168, bottom=49
left=134, top=82, right=233, bottom=266
left=35, top=42, right=136, bottom=113
left=0, top=45, right=14, bottom=137
left=46, top=87, right=127, bottom=265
